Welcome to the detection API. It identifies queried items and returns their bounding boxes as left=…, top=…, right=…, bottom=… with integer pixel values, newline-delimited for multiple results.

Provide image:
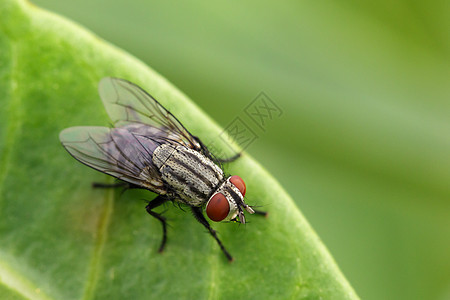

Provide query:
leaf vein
left=81, top=184, right=114, bottom=300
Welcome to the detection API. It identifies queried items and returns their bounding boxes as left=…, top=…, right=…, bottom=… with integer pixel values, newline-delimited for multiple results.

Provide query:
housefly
left=59, top=77, right=265, bottom=261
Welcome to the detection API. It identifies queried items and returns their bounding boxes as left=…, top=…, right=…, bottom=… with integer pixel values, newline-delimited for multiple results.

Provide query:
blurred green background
left=31, top=1, right=450, bottom=299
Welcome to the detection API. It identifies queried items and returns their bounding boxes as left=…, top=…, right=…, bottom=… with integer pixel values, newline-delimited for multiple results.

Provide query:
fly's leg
left=216, top=153, right=241, bottom=163
left=195, top=136, right=241, bottom=164
left=92, top=182, right=129, bottom=188
left=191, top=207, right=233, bottom=262
left=252, top=208, right=268, bottom=217
left=146, top=195, right=169, bottom=253
left=92, top=182, right=140, bottom=198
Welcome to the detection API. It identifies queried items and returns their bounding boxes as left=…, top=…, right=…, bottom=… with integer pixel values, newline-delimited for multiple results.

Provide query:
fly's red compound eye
left=230, top=175, right=246, bottom=196
left=206, top=193, right=230, bottom=222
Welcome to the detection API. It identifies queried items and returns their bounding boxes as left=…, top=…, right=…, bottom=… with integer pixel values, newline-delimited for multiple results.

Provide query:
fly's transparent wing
left=59, top=126, right=167, bottom=194
left=98, top=77, right=201, bottom=150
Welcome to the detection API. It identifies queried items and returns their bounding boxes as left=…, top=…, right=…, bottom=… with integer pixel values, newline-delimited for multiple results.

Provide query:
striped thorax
left=152, top=144, right=223, bottom=206
left=152, top=144, right=254, bottom=223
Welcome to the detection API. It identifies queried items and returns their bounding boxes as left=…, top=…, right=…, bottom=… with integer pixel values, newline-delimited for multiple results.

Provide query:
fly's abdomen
left=152, top=144, right=224, bottom=206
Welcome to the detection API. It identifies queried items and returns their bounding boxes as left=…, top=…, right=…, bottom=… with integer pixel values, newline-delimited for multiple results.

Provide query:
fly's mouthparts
left=238, top=211, right=246, bottom=224
left=245, top=206, right=255, bottom=214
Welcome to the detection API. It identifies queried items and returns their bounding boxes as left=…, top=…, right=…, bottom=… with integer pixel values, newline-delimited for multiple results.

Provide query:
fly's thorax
left=152, top=144, right=224, bottom=206
left=152, top=143, right=177, bottom=168
left=205, top=175, right=254, bottom=223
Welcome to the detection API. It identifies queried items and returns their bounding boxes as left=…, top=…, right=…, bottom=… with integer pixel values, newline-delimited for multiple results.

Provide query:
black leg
left=216, top=152, right=241, bottom=163
left=252, top=208, right=268, bottom=217
left=92, top=182, right=129, bottom=188
left=195, top=136, right=241, bottom=164
left=145, top=195, right=169, bottom=253
left=191, top=207, right=233, bottom=262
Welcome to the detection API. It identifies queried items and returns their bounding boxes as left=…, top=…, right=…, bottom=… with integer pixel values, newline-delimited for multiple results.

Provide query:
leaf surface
left=0, top=1, right=358, bottom=299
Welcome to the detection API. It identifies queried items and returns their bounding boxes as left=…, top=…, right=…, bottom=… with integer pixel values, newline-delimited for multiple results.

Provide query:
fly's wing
left=98, top=77, right=201, bottom=150
left=59, top=126, right=167, bottom=194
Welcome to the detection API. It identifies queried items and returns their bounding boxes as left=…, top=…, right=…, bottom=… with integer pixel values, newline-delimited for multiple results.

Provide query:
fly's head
left=205, top=175, right=254, bottom=224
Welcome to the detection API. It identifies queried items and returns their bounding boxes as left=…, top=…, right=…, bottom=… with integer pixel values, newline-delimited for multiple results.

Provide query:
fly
left=59, top=77, right=265, bottom=261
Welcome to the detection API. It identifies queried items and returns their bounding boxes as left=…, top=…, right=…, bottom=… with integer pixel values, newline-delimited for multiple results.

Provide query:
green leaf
left=0, top=0, right=358, bottom=299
